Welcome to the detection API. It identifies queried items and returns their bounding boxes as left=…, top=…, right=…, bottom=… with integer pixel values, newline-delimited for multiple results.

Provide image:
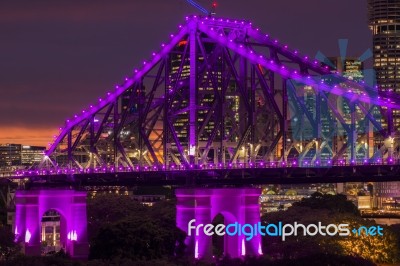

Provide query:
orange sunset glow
left=0, top=127, right=59, bottom=147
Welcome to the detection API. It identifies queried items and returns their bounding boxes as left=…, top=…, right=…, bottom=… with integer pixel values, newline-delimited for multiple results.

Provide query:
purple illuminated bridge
left=9, top=15, right=400, bottom=259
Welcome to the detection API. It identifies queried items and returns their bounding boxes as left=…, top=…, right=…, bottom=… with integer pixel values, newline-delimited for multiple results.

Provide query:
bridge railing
left=12, top=158, right=400, bottom=177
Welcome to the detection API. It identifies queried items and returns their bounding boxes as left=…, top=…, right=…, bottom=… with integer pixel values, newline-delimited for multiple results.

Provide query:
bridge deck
left=5, top=164, right=400, bottom=187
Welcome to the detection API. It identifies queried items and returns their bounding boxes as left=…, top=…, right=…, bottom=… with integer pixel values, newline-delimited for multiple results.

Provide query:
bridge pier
left=176, top=188, right=262, bottom=260
left=15, top=189, right=89, bottom=259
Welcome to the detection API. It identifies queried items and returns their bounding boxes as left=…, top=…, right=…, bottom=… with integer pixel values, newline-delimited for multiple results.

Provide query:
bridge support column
left=15, top=189, right=89, bottom=259
left=176, top=188, right=262, bottom=260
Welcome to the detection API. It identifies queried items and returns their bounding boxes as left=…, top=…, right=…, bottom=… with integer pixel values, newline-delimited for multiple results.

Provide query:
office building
left=0, top=144, right=45, bottom=169
left=368, top=0, right=400, bottom=203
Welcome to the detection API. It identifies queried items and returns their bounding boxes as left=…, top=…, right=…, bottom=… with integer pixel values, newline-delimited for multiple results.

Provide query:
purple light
left=176, top=188, right=261, bottom=259
left=15, top=190, right=89, bottom=258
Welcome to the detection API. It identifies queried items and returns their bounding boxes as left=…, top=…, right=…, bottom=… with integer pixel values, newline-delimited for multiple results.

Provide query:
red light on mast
left=212, top=2, right=217, bottom=8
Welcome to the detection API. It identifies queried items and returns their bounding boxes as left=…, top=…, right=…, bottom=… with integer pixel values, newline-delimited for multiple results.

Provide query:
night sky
left=0, top=0, right=371, bottom=146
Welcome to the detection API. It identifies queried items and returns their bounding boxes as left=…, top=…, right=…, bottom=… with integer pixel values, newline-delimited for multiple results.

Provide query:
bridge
left=7, top=15, right=400, bottom=260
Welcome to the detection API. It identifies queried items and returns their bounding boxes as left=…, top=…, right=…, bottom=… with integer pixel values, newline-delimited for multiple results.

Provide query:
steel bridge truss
left=41, top=16, right=400, bottom=170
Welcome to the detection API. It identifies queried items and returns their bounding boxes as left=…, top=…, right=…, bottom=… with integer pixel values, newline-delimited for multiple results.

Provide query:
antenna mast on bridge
left=185, top=0, right=217, bottom=16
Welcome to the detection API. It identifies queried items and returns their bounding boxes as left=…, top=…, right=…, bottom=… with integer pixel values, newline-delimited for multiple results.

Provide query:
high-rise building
left=368, top=0, right=400, bottom=126
left=0, top=144, right=45, bottom=169
left=368, top=1, right=400, bottom=206
left=167, top=40, right=240, bottom=164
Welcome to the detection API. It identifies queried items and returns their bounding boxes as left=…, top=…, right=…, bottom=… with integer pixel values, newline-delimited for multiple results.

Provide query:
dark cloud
left=0, top=0, right=372, bottom=144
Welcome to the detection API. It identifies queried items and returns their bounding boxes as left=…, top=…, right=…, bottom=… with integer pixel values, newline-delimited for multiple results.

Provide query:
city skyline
left=1, top=0, right=371, bottom=146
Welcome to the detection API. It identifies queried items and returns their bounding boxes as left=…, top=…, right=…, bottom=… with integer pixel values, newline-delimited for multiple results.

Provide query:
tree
left=0, top=225, right=21, bottom=261
left=262, top=194, right=400, bottom=264
left=87, top=193, right=147, bottom=241
left=293, top=192, right=359, bottom=215
left=88, top=196, right=186, bottom=261
left=90, top=215, right=185, bottom=261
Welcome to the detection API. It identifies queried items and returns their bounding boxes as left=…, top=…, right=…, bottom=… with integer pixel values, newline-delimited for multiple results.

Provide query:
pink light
left=195, top=240, right=199, bottom=259
left=241, top=238, right=246, bottom=256
left=25, top=229, right=31, bottom=243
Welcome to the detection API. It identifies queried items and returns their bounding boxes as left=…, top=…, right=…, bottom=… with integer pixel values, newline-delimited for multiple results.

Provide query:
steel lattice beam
left=39, top=16, right=400, bottom=171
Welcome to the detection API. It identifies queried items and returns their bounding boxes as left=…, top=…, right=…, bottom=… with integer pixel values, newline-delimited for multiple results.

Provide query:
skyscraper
left=368, top=0, right=400, bottom=127
left=368, top=0, right=400, bottom=206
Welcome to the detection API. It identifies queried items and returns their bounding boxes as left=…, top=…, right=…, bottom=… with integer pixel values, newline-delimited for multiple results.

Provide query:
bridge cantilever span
left=33, top=15, right=400, bottom=174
